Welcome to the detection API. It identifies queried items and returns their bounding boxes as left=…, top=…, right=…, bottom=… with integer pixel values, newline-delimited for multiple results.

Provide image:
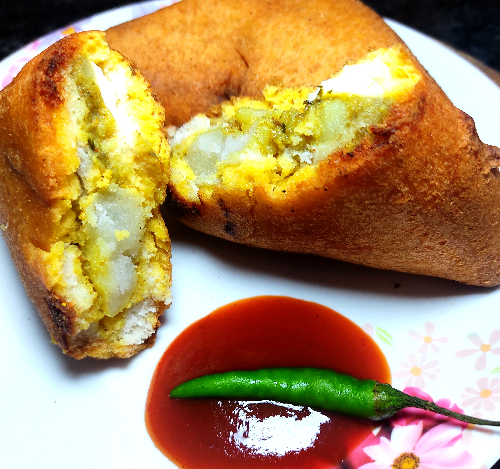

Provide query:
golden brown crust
left=0, top=34, right=85, bottom=352
left=3, top=41, right=85, bottom=202
left=0, top=31, right=171, bottom=358
left=106, top=0, right=409, bottom=127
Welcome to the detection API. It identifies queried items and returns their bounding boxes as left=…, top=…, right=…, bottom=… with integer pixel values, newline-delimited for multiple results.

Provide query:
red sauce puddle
left=146, top=296, right=390, bottom=468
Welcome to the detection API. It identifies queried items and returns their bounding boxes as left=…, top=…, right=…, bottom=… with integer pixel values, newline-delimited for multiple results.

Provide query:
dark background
left=0, top=0, right=499, bottom=70
left=0, top=0, right=499, bottom=467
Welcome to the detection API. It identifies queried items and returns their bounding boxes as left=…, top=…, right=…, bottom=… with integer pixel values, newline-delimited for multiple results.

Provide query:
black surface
left=367, top=0, right=500, bottom=70
left=0, top=1, right=499, bottom=466
left=0, top=0, right=499, bottom=70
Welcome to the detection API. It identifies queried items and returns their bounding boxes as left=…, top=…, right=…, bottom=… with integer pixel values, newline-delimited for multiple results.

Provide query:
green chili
left=170, top=367, right=500, bottom=426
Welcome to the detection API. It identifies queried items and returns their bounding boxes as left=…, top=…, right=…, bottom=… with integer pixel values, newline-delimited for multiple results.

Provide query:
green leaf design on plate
left=375, top=327, right=394, bottom=347
left=491, top=367, right=500, bottom=374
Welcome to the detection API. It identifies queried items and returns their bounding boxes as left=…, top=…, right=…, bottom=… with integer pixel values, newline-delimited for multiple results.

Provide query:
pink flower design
left=1, top=58, right=30, bottom=89
left=392, top=387, right=468, bottom=430
left=460, top=377, right=500, bottom=413
left=2, top=65, right=20, bottom=89
left=408, top=322, right=449, bottom=354
left=393, top=353, right=440, bottom=389
left=360, top=421, right=472, bottom=469
left=455, top=330, right=500, bottom=370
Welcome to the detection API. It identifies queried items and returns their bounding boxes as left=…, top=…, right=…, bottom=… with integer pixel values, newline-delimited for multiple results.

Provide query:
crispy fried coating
left=0, top=31, right=172, bottom=358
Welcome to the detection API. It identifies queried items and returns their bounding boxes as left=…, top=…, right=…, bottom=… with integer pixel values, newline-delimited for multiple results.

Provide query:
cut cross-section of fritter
left=0, top=31, right=172, bottom=358
left=169, top=48, right=419, bottom=201
left=166, top=46, right=500, bottom=287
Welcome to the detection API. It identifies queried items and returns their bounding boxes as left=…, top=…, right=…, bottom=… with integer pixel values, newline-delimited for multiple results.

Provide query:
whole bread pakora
left=108, top=0, right=500, bottom=287
left=0, top=31, right=172, bottom=358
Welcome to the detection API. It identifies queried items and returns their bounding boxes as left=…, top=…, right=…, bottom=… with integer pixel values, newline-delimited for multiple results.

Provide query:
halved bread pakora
left=0, top=31, right=172, bottom=358
left=166, top=45, right=500, bottom=286
left=106, top=0, right=500, bottom=286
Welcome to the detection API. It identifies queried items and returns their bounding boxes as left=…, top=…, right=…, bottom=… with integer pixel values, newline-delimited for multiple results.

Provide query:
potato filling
left=44, top=42, right=170, bottom=347
left=169, top=47, right=420, bottom=202
left=82, top=185, right=147, bottom=317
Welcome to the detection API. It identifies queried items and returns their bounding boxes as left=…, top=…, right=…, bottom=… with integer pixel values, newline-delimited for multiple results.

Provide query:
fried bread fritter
left=165, top=45, right=500, bottom=286
left=107, top=0, right=500, bottom=286
left=0, top=31, right=172, bottom=358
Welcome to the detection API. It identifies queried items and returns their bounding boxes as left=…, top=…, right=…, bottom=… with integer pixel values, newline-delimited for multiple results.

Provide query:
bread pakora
left=108, top=0, right=500, bottom=287
left=0, top=31, right=172, bottom=358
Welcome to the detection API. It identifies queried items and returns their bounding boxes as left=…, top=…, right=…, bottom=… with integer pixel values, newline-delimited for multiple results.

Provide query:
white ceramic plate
left=1, top=2, right=500, bottom=468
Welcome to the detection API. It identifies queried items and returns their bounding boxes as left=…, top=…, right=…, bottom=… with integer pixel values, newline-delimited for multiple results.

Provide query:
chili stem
left=391, top=386, right=500, bottom=426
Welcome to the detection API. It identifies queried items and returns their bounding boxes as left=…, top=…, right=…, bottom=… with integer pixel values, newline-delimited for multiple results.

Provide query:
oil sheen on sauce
left=146, top=296, right=391, bottom=468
